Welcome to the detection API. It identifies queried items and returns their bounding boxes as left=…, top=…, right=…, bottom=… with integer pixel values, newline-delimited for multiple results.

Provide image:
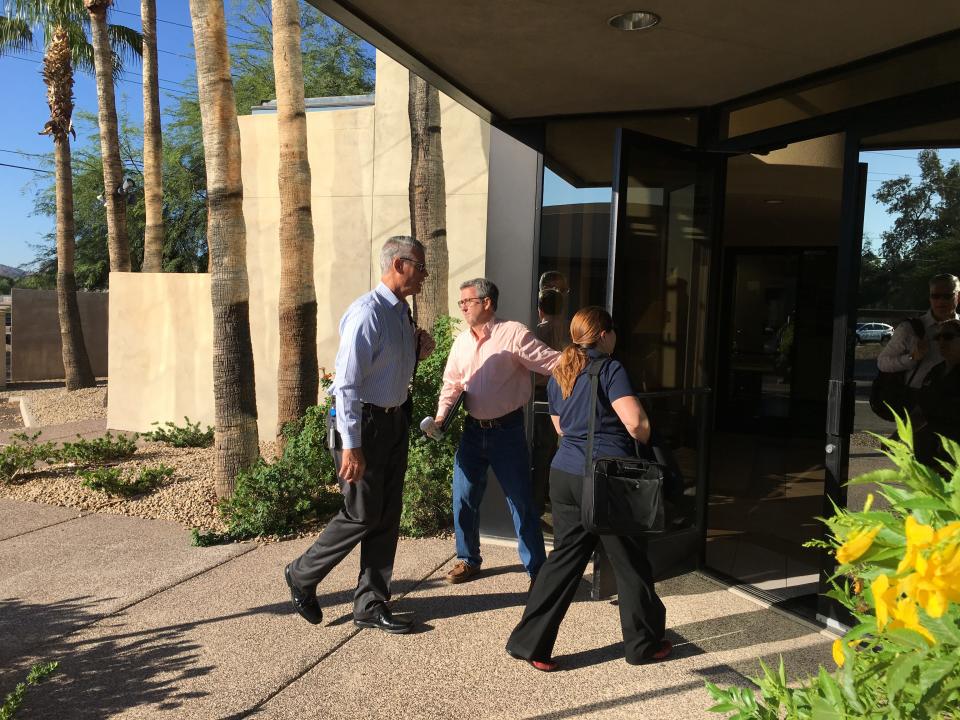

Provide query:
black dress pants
left=289, top=405, right=409, bottom=619
left=506, top=467, right=666, bottom=664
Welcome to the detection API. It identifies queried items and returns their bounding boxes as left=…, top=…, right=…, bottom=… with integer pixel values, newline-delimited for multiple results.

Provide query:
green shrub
left=0, top=661, right=58, bottom=720
left=80, top=464, right=172, bottom=497
left=145, top=417, right=214, bottom=448
left=707, top=415, right=960, bottom=719
left=58, top=432, right=138, bottom=465
left=0, top=433, right=58, bottom=483
left=402, top=314, right=462, bottom=536
left=198, top=395, right=341, bottom=543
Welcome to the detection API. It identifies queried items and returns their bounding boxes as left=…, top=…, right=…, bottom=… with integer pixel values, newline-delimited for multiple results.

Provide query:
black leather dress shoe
left=285, top=565, right=322, bottom=625
left=353, top=605, right=412, bottom=634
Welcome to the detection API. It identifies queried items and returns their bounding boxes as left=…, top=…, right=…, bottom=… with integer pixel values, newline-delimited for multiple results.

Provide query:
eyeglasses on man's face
left=457, top=297, right=486, bottom=309
left=399, top=257, right=428, bottom=274
left=930, top=292, right=957, bottom=301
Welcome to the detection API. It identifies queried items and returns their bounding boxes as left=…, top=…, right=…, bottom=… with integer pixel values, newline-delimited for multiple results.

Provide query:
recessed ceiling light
left=608, top=11, right=661, bottom=31
left=764, top=199, right=784, bottom=205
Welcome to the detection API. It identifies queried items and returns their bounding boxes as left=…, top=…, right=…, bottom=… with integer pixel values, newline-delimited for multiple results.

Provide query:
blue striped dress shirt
left=331, top=283, right=416, bottom=448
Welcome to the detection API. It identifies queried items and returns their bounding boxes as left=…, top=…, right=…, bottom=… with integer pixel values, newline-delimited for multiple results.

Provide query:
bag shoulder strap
left=583, top=357, right=608, bottom=478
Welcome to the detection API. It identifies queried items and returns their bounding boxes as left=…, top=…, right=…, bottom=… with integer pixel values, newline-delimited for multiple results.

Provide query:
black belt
left=362, top=401, right=405, bottom=414
left=466, top=407, right=523, bottom=429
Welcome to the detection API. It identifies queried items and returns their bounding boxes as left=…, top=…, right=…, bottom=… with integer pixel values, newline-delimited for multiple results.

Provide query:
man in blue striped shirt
left=285, top=236, right=434, bottom=634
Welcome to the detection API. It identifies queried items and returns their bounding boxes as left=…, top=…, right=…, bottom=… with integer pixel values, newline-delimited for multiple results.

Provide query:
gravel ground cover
left=0, top=401, right=22, bottom=431
left=0, top=382, right=296, bottom=534
left=0, top=382, right=107, bottom=426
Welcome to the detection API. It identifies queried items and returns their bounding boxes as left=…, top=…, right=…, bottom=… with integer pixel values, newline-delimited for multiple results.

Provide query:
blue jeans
left=452, top=414, right=546, bottom=577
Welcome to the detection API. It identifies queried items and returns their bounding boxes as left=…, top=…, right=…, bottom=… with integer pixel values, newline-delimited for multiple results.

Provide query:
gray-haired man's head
left=460, top=278, right=499, bottom=311
left=380, top=236, right=426, bottom=274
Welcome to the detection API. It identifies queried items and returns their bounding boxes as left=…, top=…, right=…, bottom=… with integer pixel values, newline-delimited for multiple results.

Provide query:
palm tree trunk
left=85, top=0, right=131, bottom=273
left=190, top=0, right=259, bottom=499
left=140, top=0, right=164, bottom=273
left=41, top=27, right=95, bottom=391
left=408, top=72, right=448, bottom=332
left=273, top=0, right=318, bottom=442
left=55, top=136, right=96, bottom=390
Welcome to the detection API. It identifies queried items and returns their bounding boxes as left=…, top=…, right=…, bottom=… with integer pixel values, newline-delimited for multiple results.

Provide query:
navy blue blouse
left=547, top=349, right=637, bottom=475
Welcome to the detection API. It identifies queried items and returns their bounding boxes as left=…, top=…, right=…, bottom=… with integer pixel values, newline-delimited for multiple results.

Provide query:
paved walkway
left=0, top=499, right=834, bottom=719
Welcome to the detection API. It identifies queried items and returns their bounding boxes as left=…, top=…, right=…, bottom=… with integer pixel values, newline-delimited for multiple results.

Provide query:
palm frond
left=0, top=15, right=34, bottom=54
left=106, top=22, right=142, bottom=73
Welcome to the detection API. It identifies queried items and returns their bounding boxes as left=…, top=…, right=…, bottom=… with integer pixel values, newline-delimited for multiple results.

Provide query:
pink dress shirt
left=437, top=318, right=560, bottom=421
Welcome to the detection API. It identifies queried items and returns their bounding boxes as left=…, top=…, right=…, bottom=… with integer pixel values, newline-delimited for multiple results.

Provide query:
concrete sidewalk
left=0, top=418, right=114, bottom=446
left=0, top=499, right=833, bottom=719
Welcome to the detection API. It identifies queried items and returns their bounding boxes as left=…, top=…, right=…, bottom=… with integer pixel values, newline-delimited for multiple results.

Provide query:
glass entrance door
left=606, top=129, right=719, bottom=579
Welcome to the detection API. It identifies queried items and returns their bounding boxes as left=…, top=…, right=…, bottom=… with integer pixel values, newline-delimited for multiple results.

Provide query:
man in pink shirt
left=436, top=278, right=559, bottom=585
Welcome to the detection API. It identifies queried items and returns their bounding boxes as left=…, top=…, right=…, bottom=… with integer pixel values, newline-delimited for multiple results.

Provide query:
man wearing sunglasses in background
left=878, top=273, right=960, bottom=393
left=435, top=278, right=559, bottom=587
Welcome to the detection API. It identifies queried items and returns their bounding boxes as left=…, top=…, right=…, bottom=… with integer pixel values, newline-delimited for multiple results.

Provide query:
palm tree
left=408, top=72, right=448, bottom=332
left=41, top=27, right=95, bottom=390
left=0, top=3, right=136, bottom=390
left=189, top=0, right=259, bottom=498
left=139, top=0, right=163, bottom=273
left=273, top=0, right=318, bottom=442
left=84, top=0, right=133, bottom=273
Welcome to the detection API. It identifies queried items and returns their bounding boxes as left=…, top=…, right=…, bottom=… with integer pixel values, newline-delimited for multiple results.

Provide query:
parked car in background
left=856, top=322, right=894, bottom=344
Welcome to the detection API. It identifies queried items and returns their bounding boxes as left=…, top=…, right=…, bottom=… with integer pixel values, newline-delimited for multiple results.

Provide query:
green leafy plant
left=194, top=392, right=341, bottom=543
left=403, top=314, right=462, bottom=536
left=58, top=432, right=138, bottom=465
left=80, top=464, right=172, bottom=497
left=0, top=433, right=58, bottom=483
left=145, top=417, right=214, bottom=448
left=707, top=414, right=960, bottom=719
left=0, top=661, right=58, bottom=720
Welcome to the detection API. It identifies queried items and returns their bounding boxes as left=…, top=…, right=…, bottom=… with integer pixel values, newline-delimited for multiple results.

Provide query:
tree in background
left=273, top=0, right=318, bottom=441
left=83, top=0, right=140, bottom=274
left=863, top=150, right=960, bottom=309
left=139, top=0, right=163, bottom=272
left=0, top=2, right=118, bottom=391
left=42, top=27, right=95, bottom=389
left=408, top=72, right=447, bottom=331
left=29, top=108, right=209, bottom=289
left=230, top=0, right=373, bottom=117
left=190, top=0, right=259, bottom=498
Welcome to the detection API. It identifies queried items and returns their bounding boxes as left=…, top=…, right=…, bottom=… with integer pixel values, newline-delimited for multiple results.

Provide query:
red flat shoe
left=529, top=659, right=558, bottom=672
left=650, top=640, right=672, bottom=660
left=628, top=639, right=672, bottom=665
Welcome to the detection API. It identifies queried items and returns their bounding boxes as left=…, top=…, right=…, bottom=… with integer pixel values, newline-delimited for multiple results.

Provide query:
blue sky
left=0, top=5, right=957, bottom=269
left=0, top=0, right=200, bottom=268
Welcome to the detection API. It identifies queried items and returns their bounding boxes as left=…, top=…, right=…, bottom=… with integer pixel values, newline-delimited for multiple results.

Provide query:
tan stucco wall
left=10, top=288, right=108, bottom=382
left=110, top=51, right=491, bottom=441
left=107, top=273, right=214, bottom=433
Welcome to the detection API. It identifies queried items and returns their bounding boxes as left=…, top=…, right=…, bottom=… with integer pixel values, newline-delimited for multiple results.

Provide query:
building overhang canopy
left=307, top=0, right=960, bottom=125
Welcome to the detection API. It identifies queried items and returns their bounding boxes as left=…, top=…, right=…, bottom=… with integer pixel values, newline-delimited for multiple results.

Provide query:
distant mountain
left=0, top=264, right=26, bottom=279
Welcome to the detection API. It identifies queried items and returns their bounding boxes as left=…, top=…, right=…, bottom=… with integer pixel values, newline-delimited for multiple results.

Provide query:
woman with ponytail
left=506, top=306, right=670, bottom=670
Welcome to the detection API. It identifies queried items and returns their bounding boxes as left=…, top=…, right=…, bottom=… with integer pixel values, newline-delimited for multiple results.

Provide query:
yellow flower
left=836, top=525, right=882, bottom=564
left=898, top=516, right=933, bottom=574
left=832, top=638, right=845, bottom=667
left=889, top=596, right=935, bottom=644
left=863, top=493, right=874, bottom=512
left=872, top=574, right=897, bottom=630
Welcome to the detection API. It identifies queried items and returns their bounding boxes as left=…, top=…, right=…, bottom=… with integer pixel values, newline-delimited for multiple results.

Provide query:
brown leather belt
left=466, top=407, right=523, bottom=429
